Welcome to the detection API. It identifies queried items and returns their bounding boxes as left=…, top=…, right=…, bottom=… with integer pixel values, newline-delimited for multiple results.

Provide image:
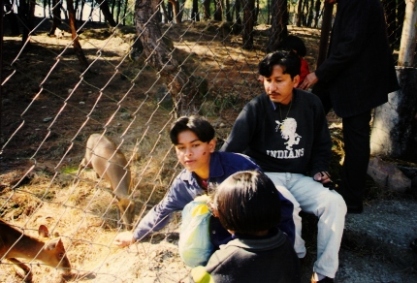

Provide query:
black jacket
left=196, top=229, right=301, bottom=283
left=315, top=0, right=399, bottom=118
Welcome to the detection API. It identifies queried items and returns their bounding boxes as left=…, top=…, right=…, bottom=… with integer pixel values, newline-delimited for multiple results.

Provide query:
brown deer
left=79, top=133, right=135, bottom=228
left=0, top=219, right=71, bottom=283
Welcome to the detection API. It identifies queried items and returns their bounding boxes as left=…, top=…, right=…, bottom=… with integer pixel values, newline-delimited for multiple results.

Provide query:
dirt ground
left=0, top=19, right=324, bottom=282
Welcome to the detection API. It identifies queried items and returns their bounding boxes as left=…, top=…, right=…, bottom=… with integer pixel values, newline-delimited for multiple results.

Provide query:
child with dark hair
left=191, top=170, right=301, bottom=283
left=278, top=35, right=310, bottom=84
left=114, top=116, right=296, bottom=268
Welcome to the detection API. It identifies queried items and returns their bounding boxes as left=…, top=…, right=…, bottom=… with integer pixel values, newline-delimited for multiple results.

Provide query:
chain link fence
left=0, top=0, right=415, bottom=282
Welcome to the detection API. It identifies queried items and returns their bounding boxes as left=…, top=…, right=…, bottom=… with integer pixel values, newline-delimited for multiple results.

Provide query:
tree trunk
left=167, top=1, right=173, bottom=21
left=313, top=0, right=320, bottom=28
left=4, top=1, right=20, bottom=35
left=266, top=0, right=288, bottom=52
left=167, top=0, right=178, bottom=23
left=191, top=0, right=200, bottom=21
left=49, top=0, right=62, bottom=36
left=225, top=0, right=232, bottom=22
left=371, top=1, right=417, bottom=162
left=266, top=0, right=270, bottom=24
left=18, top=0, right=32, bottom=44
left=74, top=0, right=80, bottom=19
left=242, top=0, right=254, bottom=50
left=29, top=0, right=36, bottom=24
left=301, top=0, right=307, bottom=25
left=94, top=0, right=117, bottom=26
left=203, top=0, right=211, bottom=20
left=234, top=0, right=242, bottom=34
left=214, top=0, right=223, bottom=21
left=134, top=0, right=203, bottom=116
left=398, top=0, right=417, bottom=67
left=116, top=0, right=122, bottom=23
left=80, top=0, right=86, bottom=21
left=296, top=0, right=303, bottom=27
left=160, top=1, right=170, bottom=23
left=123, top=0, right=129, bottom=24
left=254, top=0, right=259, bottom=25
left=178, top=0, right=185, bottom=23
left=67, top=0, right=89, bottom=67
left=370, top=0, right=417, bottom=163
left=43, top=0, right=47, bottom=17
left=111, top=0, right=116, bottom=19
left=370, top=68, right=417, bottom=163
left=306, top=0, right=314, bottom=27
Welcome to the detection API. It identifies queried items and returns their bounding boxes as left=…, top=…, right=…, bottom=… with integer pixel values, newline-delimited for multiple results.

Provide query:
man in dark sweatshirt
left=221, top=50, right=347, bottom=283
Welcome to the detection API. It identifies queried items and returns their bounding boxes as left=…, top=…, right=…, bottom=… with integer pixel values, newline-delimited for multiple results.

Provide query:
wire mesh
left=0, top=0, right=414, bottom=282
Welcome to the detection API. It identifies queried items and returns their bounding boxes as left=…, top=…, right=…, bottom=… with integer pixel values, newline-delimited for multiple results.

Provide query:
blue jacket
left=132, top=151, right=295, bottom=245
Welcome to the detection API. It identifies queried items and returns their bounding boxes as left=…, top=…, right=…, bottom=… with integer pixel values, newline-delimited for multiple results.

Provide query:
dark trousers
left=341, top=110, right=372, bottom=205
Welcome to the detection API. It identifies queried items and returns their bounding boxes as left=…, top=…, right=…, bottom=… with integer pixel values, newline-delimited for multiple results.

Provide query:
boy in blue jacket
left=114, top=116, right=295, bottom=265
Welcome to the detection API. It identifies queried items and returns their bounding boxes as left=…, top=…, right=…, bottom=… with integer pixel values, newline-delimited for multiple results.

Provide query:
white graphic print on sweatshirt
left=268, top=118, right=304, bottom=159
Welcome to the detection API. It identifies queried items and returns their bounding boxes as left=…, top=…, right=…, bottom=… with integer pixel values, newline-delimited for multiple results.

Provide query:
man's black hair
left=258, top=50, right=301, bottom=79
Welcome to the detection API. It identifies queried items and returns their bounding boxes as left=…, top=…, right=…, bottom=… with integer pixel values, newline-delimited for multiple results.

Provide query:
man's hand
left=114, top=231, right=135, bottom=248
left=313, top=171, right=332, bottom=186
left=299, top=72, right=318, bottom=90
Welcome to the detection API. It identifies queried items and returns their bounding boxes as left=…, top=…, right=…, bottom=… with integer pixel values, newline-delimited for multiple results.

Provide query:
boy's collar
left=208, top=152, right=225, bottom=179
left=182, top=152, right=225, bottom=183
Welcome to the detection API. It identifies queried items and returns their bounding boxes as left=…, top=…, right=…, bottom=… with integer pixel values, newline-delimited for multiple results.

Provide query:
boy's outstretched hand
left=114, top=231, right=135, bottom=247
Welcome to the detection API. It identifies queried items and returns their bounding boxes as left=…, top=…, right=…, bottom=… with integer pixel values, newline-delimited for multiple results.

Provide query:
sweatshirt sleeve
left=309, top=102, right=332, bottom=176
left=220, top=101, right=258, bottom=153
left=132, top=177, right=195, bottom=241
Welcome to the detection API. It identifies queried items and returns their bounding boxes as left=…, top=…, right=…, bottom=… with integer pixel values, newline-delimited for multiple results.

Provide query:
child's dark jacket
left=192, top=229, right=301, bottom=283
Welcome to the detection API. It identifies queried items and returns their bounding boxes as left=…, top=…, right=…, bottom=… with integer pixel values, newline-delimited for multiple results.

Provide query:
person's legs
left=312, top=82, right=332, bottom=114
left=341, top=110, right=372, bottom=211
left=265, top=172, right=306, bottom=258
left=287, top=173, right=347, bottom=279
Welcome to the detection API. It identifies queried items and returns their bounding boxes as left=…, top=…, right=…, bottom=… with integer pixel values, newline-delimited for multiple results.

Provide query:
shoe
left=410, top=238, right=417, bottom=253
left=311, top=275, right=334, bottom=283
left=346, top=203, right=363, bottom=214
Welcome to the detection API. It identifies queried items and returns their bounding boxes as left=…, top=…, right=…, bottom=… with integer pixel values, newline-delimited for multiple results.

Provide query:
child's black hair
left=279, top=35, right=307, bottom=57
left=169, top=115, right=215, bottom=145
left=213, top=170, right=281, bottom=235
